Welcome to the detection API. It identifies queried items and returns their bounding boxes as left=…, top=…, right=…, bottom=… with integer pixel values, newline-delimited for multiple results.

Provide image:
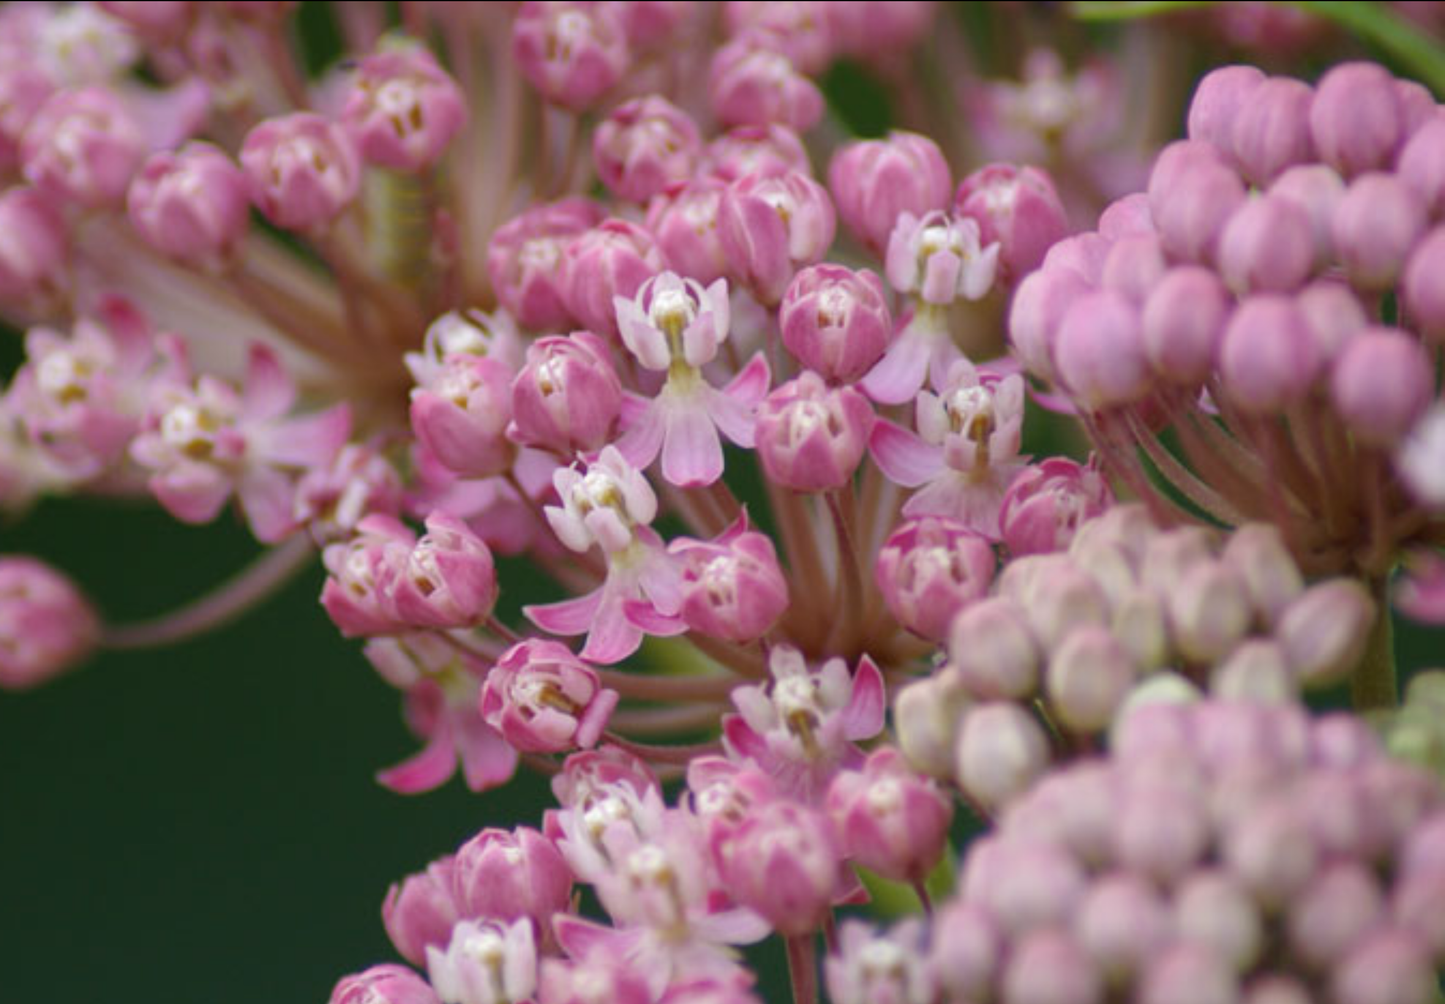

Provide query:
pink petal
left=241, top=343, right=295, bottom=421
left=861, top=327, right=931, bottom=405
left=261, top=403, right=352, bottom=468
left=1397, top=556, right=1445, bottom=624
left=151, top=463, right=232, bottom=524
left=868, top=419, right=943, bottom=487
left=376, top=731, right=457, bottom=794
left=615, top=397, right=666, bottom=472
left=580, top=582, right=644, bottom=664
left=662, top=402, right=724, bottom=487
left=237, top=464, right=297, bottom=543
left=525, top=589, right=603, bottom=636
left=622, top=598, right=687, bottom=635
left=840, top=655, right=885, bottom=741
left=554, top=915, right=638, bottom=960
left=721, top=713, right=769, bottom=764
left=723, top=350, right=771, bottom=407
left=455, top=716, right=520, bottom=791
left=692, top=907, right=772, bottom=945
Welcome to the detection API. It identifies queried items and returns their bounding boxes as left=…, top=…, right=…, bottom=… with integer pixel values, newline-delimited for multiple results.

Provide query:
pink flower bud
left=949, top=596, right=1039, bottom=700
left=96, top=2, right=194, bottom=41
left=593, top=95, right=700, bottom=203
left=1405, top=227, right=1445, bottom=343
left=342, top=46, right=466, bottom=172
left=828, top=131, right=951, bottom=257
left=1220, top=524, right=1303, bottom=628
left=702, top=123, right=811, bottom=182
left=754, top=371, right=872, bottom=492
left=329, top=965, right=440, bottom=1004
left=509, top=331, right=622, bottom=455
left=1331, top=172, right=1425, bottom=290
left=723, top=3, right=835, bottom=74
left=1330, top=929, right=1436, bottom=1004
left=410, top=353, right=515, bottom=479
left=240, top=112, right=361, bottom=232
left=646, top=177, right=730, bottom=285
left=954, top=163, right=1069, bottom=281
left=1276, top=578, right=1376, bottom=689
left=1047, top=625, right=1137, bottom=734
left=390, top=513, right=497, bottom=630
left=720, top=797, right=840, bottom=935
left=1225, top=802, right=1318, bottom=908
left=1269, top=164, right=1346, bottom=270
left=1288, top=862, right=1384, bottom=969
left=320, top=516, right=411, bottom=636
left=0, top=186, right=67, bottom=304
left=383, top=857, right=460, bottom=967
left=709, top=33, right=823, bottom=132
left=876, top=516, right=995, bottom=642
left=1297, top=279, right=1367, bottom=362
left=1218, top=294, right=1320, bottom=413
left=930, top=902, right=1000, bottom=1001
left=1217, top=194, right=1316, bottom=293
left=1187, top=64, right=1267, bottom=156
left=1053, top=289, right=1151, bottom=411
left=452, top=826, right=573, bottom=932
left=955, top=702, right=1050, bottom=809
left=480, top=640, right=617, bottom=753
left=1231, top=76, right=1314, bottom=185
left=1138, top=266, right=1229, bottom=385
left=1136, top=944, right=1239, bottom=1004
left=561, top=218, right=663, bottom=339
left=1169, top=561, right=1253, bottom=665
left=1002, top=929, right=1104, bottom=1004
left=1150, top=144, right=1247, bottom=263
left=1173, top=870, right=1263, bottom=972
left=718, top=167, right=835, bottom=305
left=512, top=1, right=629, bottom=111
left=22, top=87, right=142, bottom=208
left=778, top=264, right=891, bottom=383
left=0, top=64, right=53, bottom=170
left=0, top=556, right=98, bottom=690
left=893, top=671, right=971, bottom=779
left=672, top=528, right=788, bottom=643
left=1008, top=266, right=1091, bottom=382
left=1073, top=873, right=1171, bottom=984
left=824, top=920, right=933, bottom=1004
left=1100, top=233, right=1167, bottom=304
left=1309, top=62, right=1405, bottom=178
left=1398, top=118, right=1445, bottom=217
left=1330, top=327, right=1433, bottom=447
left=825, top=746, right=952, bottom=884
left=1000, top=457, right=1113, bottom=556
left=487, top=197, right=604, bottom=331
left=127, top=142, right=251, bottom=266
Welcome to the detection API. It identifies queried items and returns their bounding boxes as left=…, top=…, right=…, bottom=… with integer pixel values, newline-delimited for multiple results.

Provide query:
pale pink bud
left=1218, top=294, right=1320, bottom=413
left=1098, top=193, right=1153, bottom=240
left=1224, top=802, right=1318, bottom=908
left=930, top=902, right=1000, bottom=1002
left=1217, top=194, right=1316, bottom=293
left=672, top=529, right=788, bottom=643
left=480, top=640, right=617, bottom=753
left=646, top=177, right=730, bottom=285
left=1149, top=143, right=1246, bottom=262
left=383, top=857, right=460, bottom=967
left=1297, top=279, right=1367, bottom=362
left=955, top=702, right=1050, bottom=810
left=1220, top=524, right=1303, bottom=628
left=0, top=556, right=98, bottom=690
left=1042, top=233, right=1112, bottom=284
left=824, top=920, right=934, bottom=1004
left=724, top=2, right=835, bottom=74
left=1000, top=457, right=1113, bottom=556
left=708, top=32, right=823, bottom=133
left=240, top=112, right=360, bottom=232
left=1073, top=873, right=1172, bottom=984
left=1245, top=978, right=1311, bottom=1004
left=1141, top=266, right=1230, bottom=385
left=1100, top=233, right=1167, bottom=304
left=1173, top=870, right=1263, bottom=972
left=561, top=218, right=663, bottom=339
left=893, top=671, right=971, bottom=779
left=1020, top=560, right=1111, bottom=654
left=512, top=1, right=629, bottom=111
left=1047, top=625, right=1136, bottom=734
left=1275, top=578, right=1376, bottom=688
left=0, top=64, right=53, bottom=170
left=452, top=826, right=573, bottom=932
left=330, top=965, right=440, bottom=1004
left=127, top=142, right=251, bottom=265
left=1231, top=76, right=1314, bottom=185
left=965, top=839, right=1086, bottom=936
left=701, top=123, right=811, bottom=182
left=1332, top=172, right=1425, bottom=290
left=948, top=596, right=1040, bottom=700
left=593, top=95, right=699, bottom=203
left=342, top=46, right=466, bottom=171
left=1053, top=289, right=1151, bottom=411
left=1169, top=561, right=1252, bottom=665
left=876, top=516, right=995, bottom=643
left=1309, top=62, right=1405, bottom=178
left=1008, top=266, right=1091, bottom=382
left=1136, top=944, right=1239, bottom=1004
left=1330, top=327, right=1433, bottom=446
left=1330, top=929, right=1436, bottom=1004
left=1403, top=227, right=1445, bottom=343
left=391, top=513, right=498, bottom=630
left=828, top=131, right=950, bottom=257
left=96, top=2, right=194, bottom=41
left=1268, top=164, right=1345, bottom=270
left=1001, top=929, right=1104, bottom=1004
left=754, top=371, right=872, bottom=492
left=487, top=198, right=603, bottom=331
left=720, top=798, right=840, bottom=935
left=509, top=332, right=622, bottom=455
left=0, top=186, right=67, bottom=303
left=825, top=746, right=952, bottom=884
left=718, top=167, right=835, bottom=305
left=778, top=264, right=891, bottom=383
left=1187, top=65, right=1266, bottom=156
left=410, top=354, right=515, bottom=479
left=1398, top=118, right=1445, bottom=217
left=954, top=163, right=1069, bottom=282
left=1289, top=862, right=1384, bottom=969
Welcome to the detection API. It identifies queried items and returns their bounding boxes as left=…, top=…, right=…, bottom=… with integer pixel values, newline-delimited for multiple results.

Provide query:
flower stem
left=786, top=933, right=819, bottom=1004
left=1351, top=576, right=1397, bottom=711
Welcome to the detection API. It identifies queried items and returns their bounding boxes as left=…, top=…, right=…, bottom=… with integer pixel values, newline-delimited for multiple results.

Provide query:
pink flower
left=0, top=556, right=98, bottom=690
left=999, top=456, right=1114, bottom=556
left=240, top=112, right=361, bottom=232
left=824, top=747, right=953, bottom=884
left=778, top=264, right=892, bottom=383
left=427, top=917, right=537, bottom=1004
left=487, top=198, right=604, bottom=331
left=718, top=168, right=836, bottom=306
left=342, top=45, right=466, bottom=171
left=480, top=639, right=619, bottom=753
left=875, top=516, right=996, bottom=643
left=671, top=519, right=789, bottom=643
left=709, top=32, right=824, bottom=133
left=829, top=132, right=952, bottom=258
left=954, top=163, right=1069, bottom=282
left=512, top=1, right=630, bottom=111
left=754, top=371, right=873, bottom=493
left=452, top=826, right=574, bottom=943
left=329, top=965, right=440, bottom=1004
left=508, top=331, right=623, bottom=457
left=593, top=95, right=700, bottom=203
left=127, top=142, right=251, bottom=267
left=383, top=856, right=461, bottom=968
left=22, top=86, right=143, bottom=209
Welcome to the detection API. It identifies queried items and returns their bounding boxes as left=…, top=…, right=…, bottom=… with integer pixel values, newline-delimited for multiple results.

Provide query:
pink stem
left=786, top=933, right=819, bottom=1004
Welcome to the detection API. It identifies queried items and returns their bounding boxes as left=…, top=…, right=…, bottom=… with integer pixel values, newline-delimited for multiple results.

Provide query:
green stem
left=1351, top=577, right=1398, bottom=711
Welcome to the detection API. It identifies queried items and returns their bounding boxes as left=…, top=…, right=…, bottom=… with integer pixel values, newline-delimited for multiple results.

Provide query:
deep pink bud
left=709, top=33, right=824, bottom=132
left=329, top=965, right=440, bottom=1004
left=480, top=640, right=618, bottom=753
left=718, top=167, right=835, bottom=305
left=779, top=264, right=891, bottom=382
left=1398, top=119, right=1445, bottom=217
left=1097, top=193, right=1153, bottom=240
left=382, top=857, right=460, bottom=967
left=1331, top=172, right=1425, bottom=291
left=1404, top=227, right=1445, bottom=343
left=1218, top=294, right=1320, bottom=413
left=1187, top=65, right=1266, bottom=156
left=828, top=131, right=951, bottom=257
left=1309, top=62, right=1405, bottom=178
left=1297, top=279, right=1368, bottom=362
left=320, top=516, right=410, bottom=636
left=0, top=186, right=67, bottom=304
left=127, top=142, right=251, bottom=267
left=593, top=95, right=700, bottom=203
left=672, top=529, right=789, bottom=643
left=560, top=218, right=663, bottom=338
left=240, top=112, right=361, bottom=231
left=452, top=826, right=574, bottom=932
left=1000, top=457, right=1113, bottom=556
left=825, top=746, right=952, bottom=883
left=391, top=513, right=498, bottom=629
left=1156, top=157, right=1248, bottom=263
left=512, top=1, right=629, bottom=111
left=22, top=87, right=142, bottom=208
left=1230, top=76, right=1314, bottom=185
left=487, top=197, right=604, bottom=331
left=954, top=163, right=1069, bottom=281
left=1330, top=328, right=1433, bottom=447
left=754, top=371, right=872, bottom=492
left=0, top=556, right=98, bottom=690
left=720, top=798, right=840, bottom=936
left=1217, top=194, right=1316, bottom=293
left=702, top=123, right=812, bottom=182
left=509, top=331, right=622, bottom=455
left=409, top=354, right=516, bottom=479
left=1140, top=266, right=1231, bottom=385
left=1053, top=289, right=1151, bottom=411
left=876, top=516, right=995, bottom=643
left=646, top=177, right=730, bottom=285
left=342, top=46, right=466, bottom=171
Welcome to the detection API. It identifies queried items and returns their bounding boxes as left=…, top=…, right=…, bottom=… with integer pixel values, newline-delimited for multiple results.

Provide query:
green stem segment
left=1351, top=576, right=1398, bottom=711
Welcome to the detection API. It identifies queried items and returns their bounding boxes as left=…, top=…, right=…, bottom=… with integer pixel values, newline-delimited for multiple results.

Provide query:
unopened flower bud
left=1330, top=929, right=1436, bottom=1004
left=954, top=163, right=1069, bottom=281
left=1024, top=560, right=1111, bottom=653
left=709, top=33, right=823, bottom=133
left=1001, top=929, right=1104, bottom=1004
left=1217, top=194, right=1316, bottom=294
left=1218, top=294, right=1320, bottom=413
left=1331, top=173, right=1424, bottom=291
left=1224, top=802, right=1318, bottom=908
left=948, top=596, right=1039, bottom=700
left=1403, top=227, right=1445, bottom=343
left=330, top=965, right=440, bottom=1004
left=240, top=112, right=361, bottom=232
left=955, top=702, right=1050, bottom=810
left=1220, top=524, right=1303, bottom=628
left=829, top=131, right=951, bottom=257
left=1210, top=640, right=1296, bottom=704
left=487, top=197, right=603, bottom=331
left=383, top=857, right=459, bottom=967
left=1288, top=862, right=1384, bottom=970
left=1137, top=944, right=1240, bottom=1004
left=0, top=556, right=98, bottom=690
left=1275, top=578, right=1376, bottom=689
left=0, top=186, right=67, bottom=304
left=876, top=516, right=996, bottom=643
left=754, top=372, right=872, bottom=492
left=1100, top=233, right=1167, bottom=304
left=391, top=513, right=498, bottom=630
left=480, top=640, right=617, bottom=753
left=22, top=86, right=142, bottom=208
left=930, top=901, right=1000, bottom=1001
left=1398, top=118, right=1445, bottom=217
left=1008, top=267, right=1091, bottom=382
left=1112, top=779, right=1210, bottom=884
left=1140, top=267, right=1230, bottom=386
left=512, top=1, right=629, bottom=111
left=1168, top=561, right=1252, bottom=665
left=410, top=354, right=516, bottom=479
left=718, top=168, right=836, bottom=305
left=509, top=332, right=622, bottom=456
left=1053, top=290, right=1151, bottom=411
left=702, top=123, right=811, bottom=182
left=1047, top=625, right=1137, bottom=734
left=894, top=670, right=970, bottom=779
left=342, top=46, right=466, bottom=171
left=452, top=826, right=573, bottom=932
left=1230, top=76, right=1314, bottom=185
left=646, top=177, right=730, bottom=285
left=721, top=798, right=840, bottom=935
left=825, top=746, right=952, bottom=884
left=779, top=264, right=892, bottom=383
left=1309, top=62, right=1405, bottom=178
left=1330, top=327, right=1434, bottom=447
left=673, top=529, right=788, bottom=643
left=1073, top=873, right=1172, bottom=984
left=1268, top=164, right=1345, bottom=269
left=561, top=218, right=663, bottom=339
left=1187, top=65, right=1266, bottom=156
left=128, top=142, right=251, bottom=266
left=593, top=95, right=700, bottom=203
